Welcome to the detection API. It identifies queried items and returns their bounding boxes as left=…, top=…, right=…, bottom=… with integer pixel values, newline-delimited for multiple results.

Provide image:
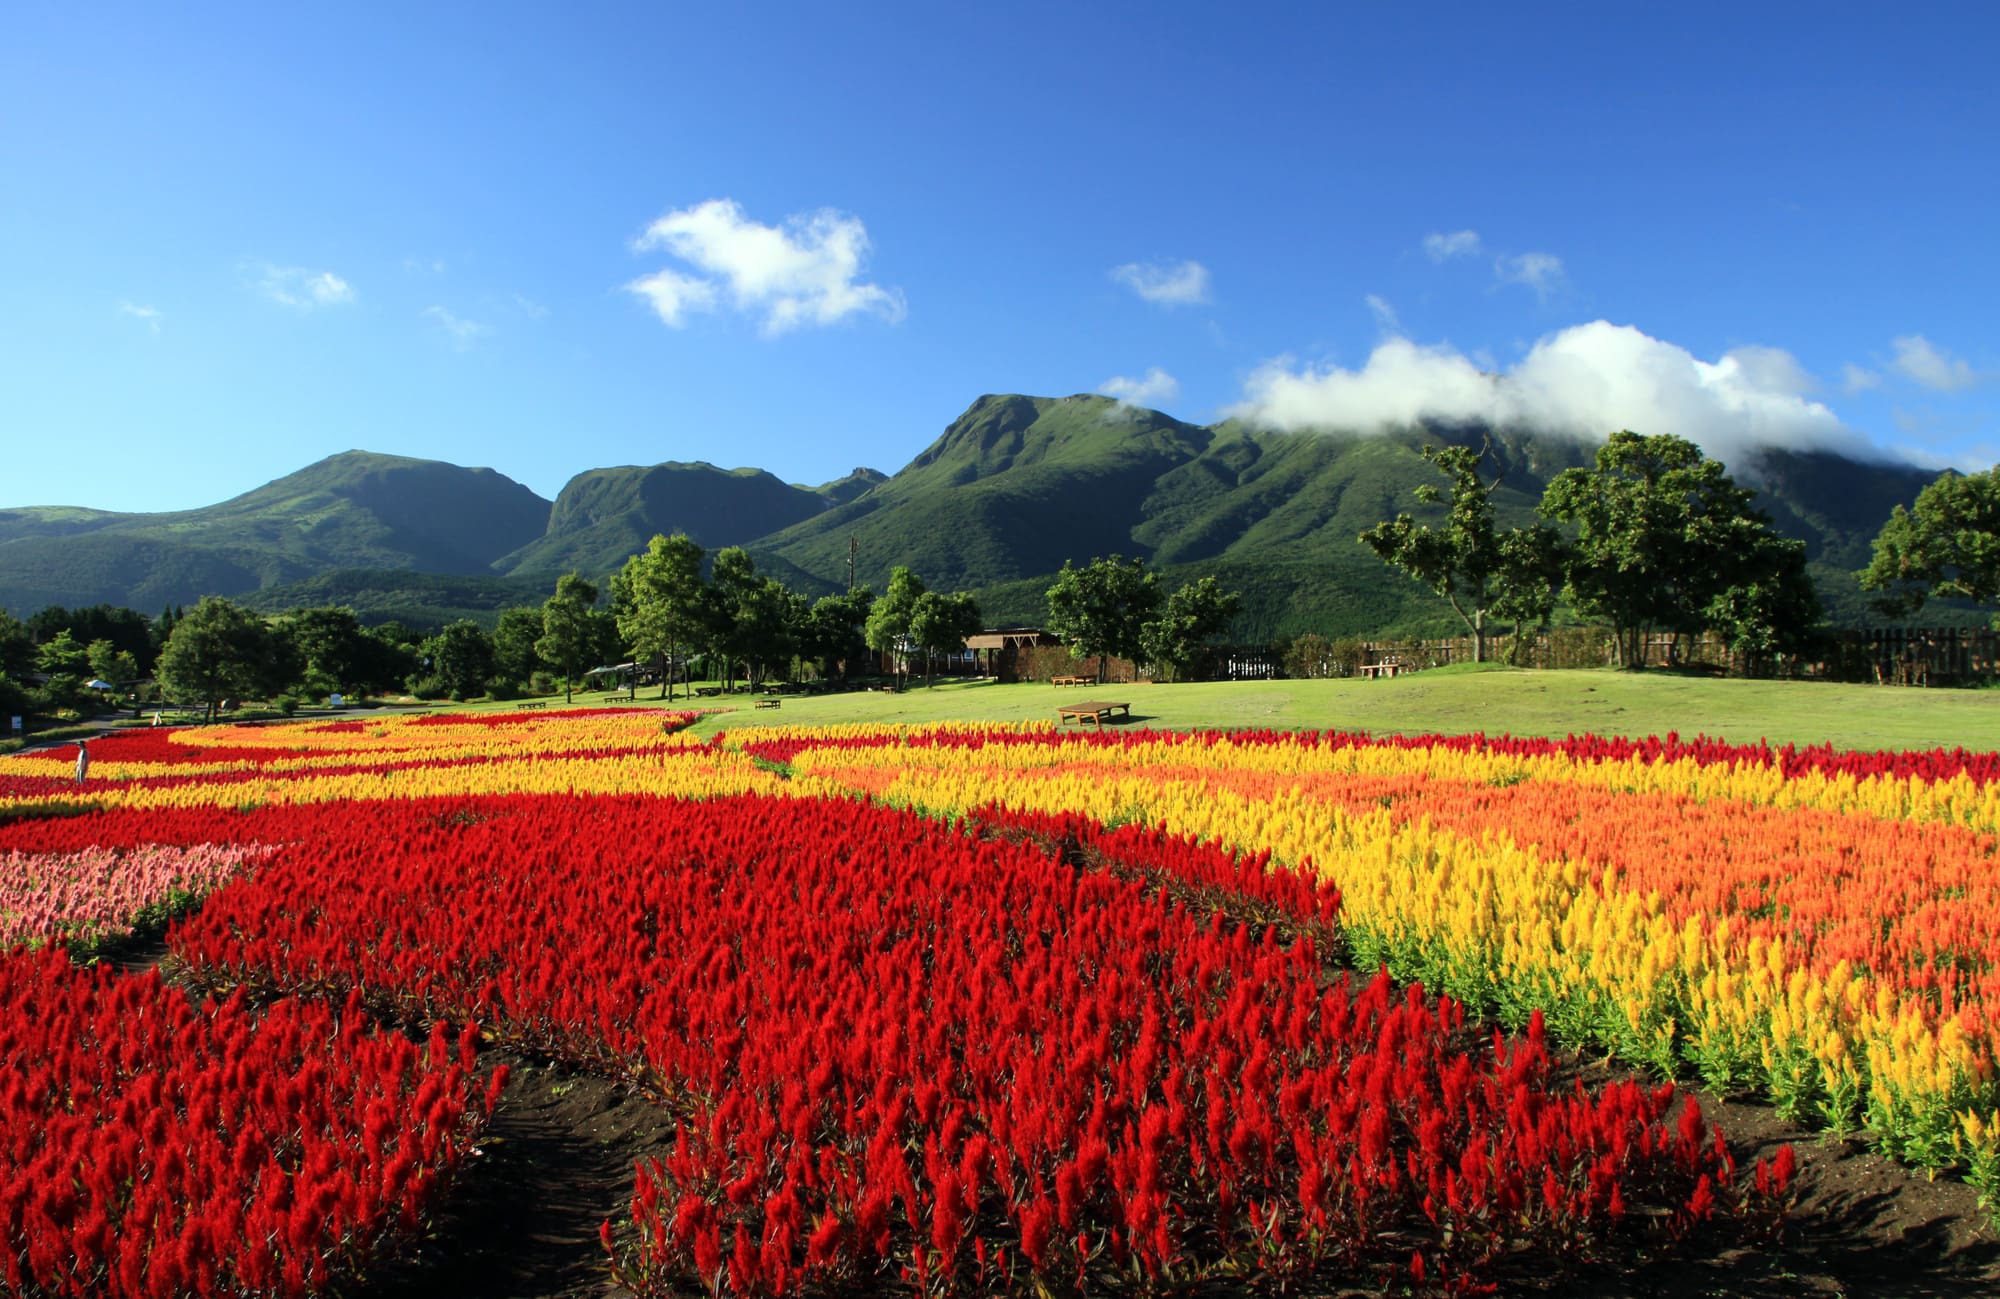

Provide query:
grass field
left=473, top=666, right=2000, bottom=753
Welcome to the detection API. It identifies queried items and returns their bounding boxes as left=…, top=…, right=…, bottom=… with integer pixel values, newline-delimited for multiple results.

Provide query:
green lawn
left=459, top=668, right=2000, bottom=754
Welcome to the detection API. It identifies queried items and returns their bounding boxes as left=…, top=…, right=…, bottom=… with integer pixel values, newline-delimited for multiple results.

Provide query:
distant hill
left=0, top=452, right=550, bottom=614
left=0, top=398, right=1953, bottom=639
left=494, top=462, right=885, bottom=579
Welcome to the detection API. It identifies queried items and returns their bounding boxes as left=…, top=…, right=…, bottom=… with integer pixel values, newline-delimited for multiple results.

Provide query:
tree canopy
left=1859, top=466, right=2000, bottom=621
left=1045, top=554, right=1160, bottom=683
left=616, top=533, right=706, bottom=699
left=535, top=572, right=600, bottom=703
left=155, top=596, right=270, bottom=720
left=1540, top=431, right=1818, bottom=669
left=1141, top=577, right=1242, bottom=681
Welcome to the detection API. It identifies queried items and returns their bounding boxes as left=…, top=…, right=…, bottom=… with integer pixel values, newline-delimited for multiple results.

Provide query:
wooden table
left=1057, top=700, right=1130, bottom=727
left=1051, top=675, right=1088, bottom=686
left=1356, top=662, right=1402, bottom=679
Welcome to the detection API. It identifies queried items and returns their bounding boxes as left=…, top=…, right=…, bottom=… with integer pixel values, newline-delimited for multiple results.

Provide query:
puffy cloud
left=1110, top=259, right=1211, bottom=306
left=1098, top=367, right=1181, bottom=409
left=1494, top=251, right=1565, bottom=300
left=257, top=265, right=355, bottom=309
left=422, top=306, right=492, bottom=350
left=1230, top=320, right=1876, bottom=464
left=1890, top=335, right=1981, bottom=392
left=626, top=199, right=905, bottom=336
left=1422, top=229, right=1482, bottom=262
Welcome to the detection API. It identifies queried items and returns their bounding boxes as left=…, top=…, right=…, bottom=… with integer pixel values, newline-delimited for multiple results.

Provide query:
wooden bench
left=694, top=686, right=722, bottom=698
left=1357, top=662, right=1402, bottom=680
left=1057, top=700, right=1130, bottom=727
left=754, top=698, right=782, bottom=709
left=516, top=701, right=548, bottom=709
left=1051, top=675, right=1088, bottom=687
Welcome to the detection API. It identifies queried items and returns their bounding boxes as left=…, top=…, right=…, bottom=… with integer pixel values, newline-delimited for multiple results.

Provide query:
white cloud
left=1364, top=294, right=1401, bottom=336
left=422, top=306, right=492, bottom=349
left=626, top=198, right=904, bottom=336
left=117, top=301, right=161, bottom=334
left=1422, top=229, right=1482, bottom=262
left=256, top=265, right=355, bottom=309
left=1098, top=367, right=1181, bottom=409
left=1230, top=319, right=1875, bottom=465
left=1842, top=363, right=1883, bottom=394
left=1110, top=259, right=1211, bottom=306
left=1494, top=251, right=1565, bottom=300
left=1890, top=335, right=1981, bottom=392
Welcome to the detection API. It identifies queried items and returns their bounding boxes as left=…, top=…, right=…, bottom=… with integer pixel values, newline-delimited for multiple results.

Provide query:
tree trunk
left=1473, top=608, right=1486, bottom=664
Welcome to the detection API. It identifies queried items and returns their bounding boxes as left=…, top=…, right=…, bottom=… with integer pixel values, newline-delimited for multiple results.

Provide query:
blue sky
left=3, top=2, right=1994, bottom=513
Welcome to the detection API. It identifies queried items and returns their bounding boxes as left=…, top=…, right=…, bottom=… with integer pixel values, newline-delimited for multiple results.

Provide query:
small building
left=964, top=627, right=1062, bottom=681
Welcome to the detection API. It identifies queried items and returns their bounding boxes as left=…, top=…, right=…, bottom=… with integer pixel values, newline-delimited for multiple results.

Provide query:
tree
left=535, top=573, right=600, bottom=703
left=1044, top=555, right=1160, bottom=684
left=1140, top=577, right=1242, bottom=681
left=1707, top=534, right=1822, bottom=676
left=1540, top=431, right=1814, bottom=670
left=1859, top=466, right=2000, bottom=621
left=86, top=639, right=141, bottom=688
left=1359, top=443, right=1554, bottom=663
left=155, top=596, right=270, bottom=721
left=907, top=590, right=982, bottom=686
left=616, top=533, right=707, bottom=699
left=0, top=612, right=34, bottom=679
left=706, top=547, right=761, bottom=691
left=276, top=607, right=375, bottom=698
left=422, top=621, right=496, bottom=701
left=1488, top=524, right=1569, bottom=664
left=801, top=589, right=874, bottom=682
left=865, top=566, right=927, bottom=684
left=490, top=607, right=548, bottom=690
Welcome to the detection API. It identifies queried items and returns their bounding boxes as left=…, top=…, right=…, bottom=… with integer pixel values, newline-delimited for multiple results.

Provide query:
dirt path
left=367, top=1058, right=675, bottom=1299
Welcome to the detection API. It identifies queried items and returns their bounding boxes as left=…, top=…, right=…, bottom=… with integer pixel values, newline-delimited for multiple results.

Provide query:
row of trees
left=1361, top=432, right=2000, bottom=674
left=1, top=538, right=998, bottom=722
left=1360, top=432, right=1822, bottom=672
left=1041, top=559, right=1242, bottom=683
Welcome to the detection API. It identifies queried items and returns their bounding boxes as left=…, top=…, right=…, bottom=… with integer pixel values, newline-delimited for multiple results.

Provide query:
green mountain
left=494, top=461, right=885, bottom=578
left=0, top=452, right=551, bottom=615
left=0, top=396, right=1951, bottom=640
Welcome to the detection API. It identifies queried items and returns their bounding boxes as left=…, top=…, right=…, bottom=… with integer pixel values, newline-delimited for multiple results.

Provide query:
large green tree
left=490, top=607, right=548, bottom=689
left=907, top=590, right=982, bottom=686
left=155, top=596, right=270, bottom=721
left=535, top=573, right=600, bottom=703
left=1044, top=555, right=1159, bottom=683
left=1358, top=443, right=1561, bottom=663
left=276, top=607, right=376, bottom=698
left=800, top=589, right=874, bottom=682
left=1859, top=466, right=2000, bottom=621
left=1540, top=430, right=1816, bottom=669
left=422, top=620, right=497, bottom=700
left=1140, top=577, right=1242, bottom=681
left=615, top=533, right=707, bottom=699
left=865, top=566, right=928, bottom=682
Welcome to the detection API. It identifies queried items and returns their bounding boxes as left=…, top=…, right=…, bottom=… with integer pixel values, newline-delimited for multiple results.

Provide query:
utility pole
left=848, top=536, right=858, bottom=592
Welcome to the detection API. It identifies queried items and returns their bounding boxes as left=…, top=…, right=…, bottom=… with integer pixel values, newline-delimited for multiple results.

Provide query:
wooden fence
left=1348, top=626, right=2000, bottom=685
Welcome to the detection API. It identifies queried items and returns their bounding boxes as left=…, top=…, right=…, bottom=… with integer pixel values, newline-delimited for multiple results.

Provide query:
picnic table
left=516, top=701, right=547, bottom=709
left=1057, top=700, right=1130, bottom=727
left=694, top=686, right=722, bottom=698
left=754, top=698, right=782, bottom=709
left=1356, top=662, right=1402, bottom=680
left=1051, top=675, right=1088, bottom=686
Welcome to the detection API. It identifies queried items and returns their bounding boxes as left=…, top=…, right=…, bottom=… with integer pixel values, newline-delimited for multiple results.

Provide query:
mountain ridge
left=0, top=397, right=1950, bottom=638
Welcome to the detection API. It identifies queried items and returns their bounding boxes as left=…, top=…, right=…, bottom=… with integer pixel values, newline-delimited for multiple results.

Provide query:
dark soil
left=366, top=1056, right=675, bottom=1299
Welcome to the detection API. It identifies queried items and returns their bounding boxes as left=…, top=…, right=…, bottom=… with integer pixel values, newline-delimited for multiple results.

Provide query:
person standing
left=74, top=740, right=90, bottom=785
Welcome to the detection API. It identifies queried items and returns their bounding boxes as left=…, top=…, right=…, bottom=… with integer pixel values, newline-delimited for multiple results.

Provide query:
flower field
left=4, top=708, right=1996, bottom=1294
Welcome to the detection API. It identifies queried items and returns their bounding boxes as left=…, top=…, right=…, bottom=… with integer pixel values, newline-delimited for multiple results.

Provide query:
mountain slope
left=494, top=461, right=886, bottom=578
left=0, top=452, right=550, bottom=613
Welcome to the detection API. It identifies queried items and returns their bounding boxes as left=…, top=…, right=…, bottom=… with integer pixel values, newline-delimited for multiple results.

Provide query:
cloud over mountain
left=1232, top=320, right=1877, bottom=464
